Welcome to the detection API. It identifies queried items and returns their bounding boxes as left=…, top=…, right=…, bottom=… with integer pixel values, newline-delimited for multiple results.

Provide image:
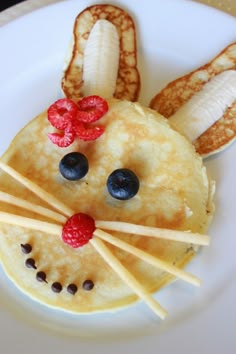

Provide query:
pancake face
left=0, top=99, right=214, bottom=314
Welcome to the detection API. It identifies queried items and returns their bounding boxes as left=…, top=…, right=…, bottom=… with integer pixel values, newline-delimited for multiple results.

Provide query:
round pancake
left=0, top=99, right=214, bottom=314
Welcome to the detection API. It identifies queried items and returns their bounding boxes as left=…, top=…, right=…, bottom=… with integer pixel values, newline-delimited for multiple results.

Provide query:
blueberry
left=59, top=152, right=89, bottom=181
left=106, top=168, right=139, bottom=200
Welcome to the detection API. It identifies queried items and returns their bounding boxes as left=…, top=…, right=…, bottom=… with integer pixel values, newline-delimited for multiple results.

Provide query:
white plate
left=0, top=0, right=236, bottom=353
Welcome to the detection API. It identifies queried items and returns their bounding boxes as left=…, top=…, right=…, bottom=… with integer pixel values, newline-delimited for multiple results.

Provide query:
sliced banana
left=82, top=19, right=120, bottom=99
left=169, top=70, right=236, bottom=142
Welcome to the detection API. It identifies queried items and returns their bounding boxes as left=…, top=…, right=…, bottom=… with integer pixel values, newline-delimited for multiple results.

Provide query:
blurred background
left=1, top=1, right=25, bottom=12
left=1, top=0, right=236, bottom=18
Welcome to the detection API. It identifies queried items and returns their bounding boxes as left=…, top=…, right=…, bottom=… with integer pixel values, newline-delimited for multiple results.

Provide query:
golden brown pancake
left=150, top=42, right=236, bottom=157
left=61, top=4, right=140, bottom=102
left=0, top=99, right=214, bottom=314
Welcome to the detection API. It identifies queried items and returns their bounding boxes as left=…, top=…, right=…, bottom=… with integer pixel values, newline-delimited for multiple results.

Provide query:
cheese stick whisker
left=0, top=161, right=73, bottom=217
left=0, top=211, right=62, bottom=235
left=0, top=191, right=67, bottom=224
left=90, top=237, right=167, bottom=319
left=95, top=220, right=210, bottom=245
left=94, top=229, right=201, bottom=287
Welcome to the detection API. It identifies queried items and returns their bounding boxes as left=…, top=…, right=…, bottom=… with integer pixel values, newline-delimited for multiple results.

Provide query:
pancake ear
left=150, top=42, right=236, bottom=157
left=61, top=4, right=140, bottom=102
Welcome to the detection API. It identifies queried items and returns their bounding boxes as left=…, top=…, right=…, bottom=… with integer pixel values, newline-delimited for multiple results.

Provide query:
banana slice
left=61, top=4, right=140, bottom=102
left=82, top=19, right=119, bottom=98
left=169, top=70, right=236, bottom=142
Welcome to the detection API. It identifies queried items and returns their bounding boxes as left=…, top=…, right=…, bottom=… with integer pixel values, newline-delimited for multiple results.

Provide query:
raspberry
left=47, top=96, right=107, bottom=147
left=62, top=213, right=95, bottom=248
left=48, top=124, right=75, bottom=147
left=48, top=98, right=78, bottom=130
left=77, top=95, right=108, bottom=123
left=73, top=121, right=104, bottom=141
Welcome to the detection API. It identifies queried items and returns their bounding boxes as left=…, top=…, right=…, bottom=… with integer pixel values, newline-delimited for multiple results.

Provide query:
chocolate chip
left=36, top=271, right=47, bottom=283
left=21, top=243, right=32, bottom=254
left=25, top=258, right=37, bottom=269
left=67, top=283, right=78, bottom=295
left=51, top=282, right=62, bottom=293
left=82, top=279, right=94, bottom=291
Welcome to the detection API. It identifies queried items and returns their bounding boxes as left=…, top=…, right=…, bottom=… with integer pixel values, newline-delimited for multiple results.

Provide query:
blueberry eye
left=106, top=168, right=140, bottom=200
left=59, top=152, right=89, bottom=181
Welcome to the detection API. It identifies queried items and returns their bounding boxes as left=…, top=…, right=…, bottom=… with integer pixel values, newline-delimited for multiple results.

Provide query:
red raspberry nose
left=62, top=213, right=95, bottom=248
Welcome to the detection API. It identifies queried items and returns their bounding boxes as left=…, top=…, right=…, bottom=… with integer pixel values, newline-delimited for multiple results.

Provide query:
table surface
left=0, top=0, right=235, bottom=27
